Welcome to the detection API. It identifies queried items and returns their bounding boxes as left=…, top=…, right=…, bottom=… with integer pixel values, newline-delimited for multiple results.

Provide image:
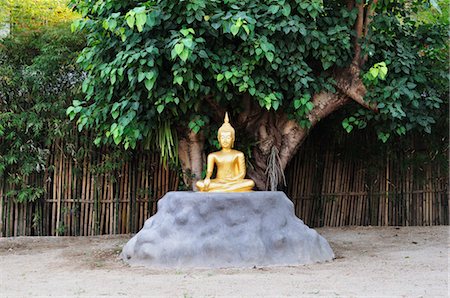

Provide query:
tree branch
left=204, top=95, right=225, bottom=124
left=353, top=2, right=365, bottom=66
left=347, top=0, right=355, bottom=10
left=334, top=65, right=378, bottom=112
left=362, top=0, right=379, bottom=66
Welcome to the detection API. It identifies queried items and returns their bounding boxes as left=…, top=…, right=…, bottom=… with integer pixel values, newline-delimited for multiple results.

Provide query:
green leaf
left=342, top=119, right=353, bottom=133
left=138, top=72, right=146, bottom=82
left=112, top=110, right=119, bottom=119
left=175, top=43, right=184, bottom=55
left=265, top=52, right=274, bottom=63
left=135, top=12, right=147, bottom=28
left=377, top=132, right=390, bottom=143
left=94, top=137, right=102, bottom=146
left=217, top=74, right=224, bottom=81
left=174, top=76, right=183, bottom=85
left=282, top=4, right=291, bottom=16
left=108, top=19, right=117, bottom=30
left=102, top=20, right=109, bottom=30
left=225, top=71, right=233, bottom=80
left=66, top=106, right=74, bottom=115
left=179, top=49, right=189, bottom=62
left=180, top=28, right=194, bottom=36
left=157, top=105, right=164, bottom=113
left=322, top=61, right=332, bottom=70
left=370, top=67, right=379, bottom=78
left=242, top=25, right=250, bottom=35
left=230, top=24, right=239, bottom=36
left=407, top=82, right=417, bottom=89
left=300, top=96, right=309, bottom=105
left=113, top=134, right=122, bottom=145
left=195, top=74, right=203, bottom=81
left=182, top=38, right=194, bottom=49
left=272, top=101, right=280, bottom=110
left=71, top=20, right=80, bottom=33
left=269, top=5, right=279, bottom=14
left=126, top=14, right=135, bottom=28
left=145, top=77, right=155, bottom=90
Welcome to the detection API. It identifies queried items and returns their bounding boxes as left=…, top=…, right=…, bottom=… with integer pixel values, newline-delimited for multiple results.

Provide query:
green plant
left=0, top=23, right=85, bottom=202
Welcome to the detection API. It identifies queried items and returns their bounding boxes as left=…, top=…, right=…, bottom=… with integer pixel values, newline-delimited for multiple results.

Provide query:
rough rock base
left=121, top=191, right=334, bottom=268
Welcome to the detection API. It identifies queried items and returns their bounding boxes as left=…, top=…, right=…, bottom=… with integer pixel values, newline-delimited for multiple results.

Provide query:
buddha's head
left=218, top=112, right=235, bottom=149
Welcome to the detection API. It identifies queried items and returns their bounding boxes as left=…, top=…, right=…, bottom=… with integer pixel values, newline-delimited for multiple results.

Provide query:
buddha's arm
left=234, top=152, right=246, bottom=180
left=205, top=154, right=215, bottom=180
left=201, top=154, right=215, bottom=190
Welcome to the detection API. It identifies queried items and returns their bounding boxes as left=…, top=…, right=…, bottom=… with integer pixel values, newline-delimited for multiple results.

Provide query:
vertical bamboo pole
left=56, top=142, right=63, bottom=236
left=0, top=178, right=3, bottom=237
left=80, top=145, right=87, bottom=236
left=99, top=171, right=106, bottom=234
left=51, top=143, right=57, bottom=235
left=120, top=162, right=126, bottom=233
left=89, top=147, right=96, bottom=235
left=67, top=151, right=72, bottom=235
left=151, top=154, right=157, bottom=215
left=384, top=154, right=389, bottom=226
left=144, top=153, right=149, bottom=221
left=84, top=145, right=91, bottom=236
left=13, top=201, right=18, bottom=236
left=331, top=154, right=340, bottom=227
left=124, top=161, right=130, bottom=233
left=22, top=202, right=26, bottom=235
left=324, top=152, right=332, bottom=226
left=5, top=196, right=9, bottom=236
left=140, top=153, right=146, bottom=228
left=109, top=172, right=114, bottom=234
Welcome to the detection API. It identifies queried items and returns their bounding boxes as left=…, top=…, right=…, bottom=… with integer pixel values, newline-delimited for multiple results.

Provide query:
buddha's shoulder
left=208, top=150, right=243, bottom=157
left=231, top=149, right=244, bottom=157
left=208, top=151, right=220, bottom=157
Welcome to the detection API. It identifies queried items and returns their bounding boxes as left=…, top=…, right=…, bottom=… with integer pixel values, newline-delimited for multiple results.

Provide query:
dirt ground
left=0, top=226, right=448, bottom=297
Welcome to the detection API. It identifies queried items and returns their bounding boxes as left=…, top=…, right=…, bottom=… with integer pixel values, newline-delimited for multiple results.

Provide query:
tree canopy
left=68, top=0, right=448, bottom=189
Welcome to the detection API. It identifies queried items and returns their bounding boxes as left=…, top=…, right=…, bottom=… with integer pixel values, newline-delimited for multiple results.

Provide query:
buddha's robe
left=196, top=149, right=254, bottom=192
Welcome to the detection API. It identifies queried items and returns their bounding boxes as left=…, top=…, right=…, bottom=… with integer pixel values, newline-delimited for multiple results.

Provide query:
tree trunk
left=178, top=131, right=205, bottom=190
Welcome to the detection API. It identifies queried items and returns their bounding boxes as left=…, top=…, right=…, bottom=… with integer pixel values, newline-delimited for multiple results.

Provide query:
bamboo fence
left=1, top=134, right=448, bottom=237
left=284, top=132, right=449, bottom=228
left=0, top=139, right=179, bottom=237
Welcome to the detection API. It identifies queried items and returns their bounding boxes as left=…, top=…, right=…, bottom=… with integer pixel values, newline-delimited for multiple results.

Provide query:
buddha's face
left=219, top=131, right=233, bottom=149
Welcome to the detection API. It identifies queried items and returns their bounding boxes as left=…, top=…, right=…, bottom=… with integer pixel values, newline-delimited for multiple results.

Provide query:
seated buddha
left=196, top=113, right=255, bottom=192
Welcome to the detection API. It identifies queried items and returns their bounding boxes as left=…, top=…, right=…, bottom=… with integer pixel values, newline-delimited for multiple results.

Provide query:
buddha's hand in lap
left=203, top=178, right=211, bottom=190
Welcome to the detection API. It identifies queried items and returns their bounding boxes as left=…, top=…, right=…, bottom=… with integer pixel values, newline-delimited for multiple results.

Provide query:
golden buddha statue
left=196, top=113, right=255, bottom=192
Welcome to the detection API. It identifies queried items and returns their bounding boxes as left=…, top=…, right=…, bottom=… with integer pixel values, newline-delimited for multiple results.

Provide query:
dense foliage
left=0, top=0, right=80, bottom=35
left=347, top=0, right=449, bottom=141
left=69, top=0, right=359, bottom=151
left=69, top=0, right=447, bottom=149
left=0, top=23, right=85, bottom=201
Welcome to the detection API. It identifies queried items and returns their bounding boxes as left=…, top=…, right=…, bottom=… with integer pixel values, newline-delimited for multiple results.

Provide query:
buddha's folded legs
left=196, top=179, right=254, bottom=192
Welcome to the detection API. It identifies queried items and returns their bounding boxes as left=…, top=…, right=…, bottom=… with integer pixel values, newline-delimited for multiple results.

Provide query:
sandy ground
left=0, top=226, right=448, bottom=297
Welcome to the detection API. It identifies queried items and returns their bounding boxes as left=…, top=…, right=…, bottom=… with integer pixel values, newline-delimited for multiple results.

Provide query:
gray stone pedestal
left=121, top=191, right=334, bottom=268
